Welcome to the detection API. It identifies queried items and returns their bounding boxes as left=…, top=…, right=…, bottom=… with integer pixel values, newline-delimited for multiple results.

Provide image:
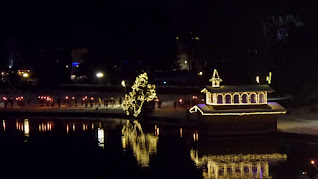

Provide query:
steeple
left=209, top=69, right=222, bottom=88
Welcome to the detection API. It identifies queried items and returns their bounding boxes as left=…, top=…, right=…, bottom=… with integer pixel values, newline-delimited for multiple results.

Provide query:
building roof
left=204, top=84, right=274, bottom=93
left=189, top=102, right=286, bottom=116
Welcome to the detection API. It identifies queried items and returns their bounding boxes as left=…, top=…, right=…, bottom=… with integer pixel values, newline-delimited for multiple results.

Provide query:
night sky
left=1, top=0, right=318, bottom=91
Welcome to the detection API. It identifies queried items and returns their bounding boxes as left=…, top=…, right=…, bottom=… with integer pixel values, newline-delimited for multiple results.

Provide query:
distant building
left=71, top=48, right=88, bottom=73
left=176, top=32, right=202, bottom=71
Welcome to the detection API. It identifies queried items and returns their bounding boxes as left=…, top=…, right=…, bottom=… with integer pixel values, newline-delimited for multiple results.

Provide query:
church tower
left=209, top=69, right=222, bottom=88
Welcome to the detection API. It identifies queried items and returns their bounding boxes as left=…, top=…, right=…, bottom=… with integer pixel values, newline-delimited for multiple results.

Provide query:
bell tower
left=209, top=69, right=222, bottom=88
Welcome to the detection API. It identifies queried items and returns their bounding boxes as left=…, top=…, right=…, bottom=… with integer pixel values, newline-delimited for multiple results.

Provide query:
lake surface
left=0, top=117, right=317, bottom=179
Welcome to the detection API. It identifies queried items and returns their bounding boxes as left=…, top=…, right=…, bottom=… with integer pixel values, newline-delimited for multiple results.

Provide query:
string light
left=209, top=69, right=222, bottom=87
left=190, top=151, right=287, bottom=179
left=122, top=73, right=157, bottom=117
left=121, top=120, right=158, bottom=167
left=266, top=72, right=272, bottom=84
left=189, top=105, right=286, bottom=116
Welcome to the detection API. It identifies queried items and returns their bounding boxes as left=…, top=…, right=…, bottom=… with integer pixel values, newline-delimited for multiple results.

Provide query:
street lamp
left=22, top=73, right=29, bottom=78
left=121, top=80, right=126, bottom=94
left=198, top=71, right=203, bottom=76
left=96, top=72, right=104, bottom=78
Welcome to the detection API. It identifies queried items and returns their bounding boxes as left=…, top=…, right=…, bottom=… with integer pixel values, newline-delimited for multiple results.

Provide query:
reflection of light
left=24, top=119, right=29, bottom=139
left=66, top=124, right=69, bottom=134
left=190, top=150, right=287, bottom=179
left=92, top=123, right=94, bottom=130
left=2, top=120, right=5, bottom=131
left=155, top=125, right=159, bottom=136
left=180, top=128, right=182, bottom=137
left=121, top=120, right=158, bottom=167
left=73, top=123, right=75, bottom=131
left=98, top=128, right=104, bottom=149
left=193, top=131, right=198, bottom=141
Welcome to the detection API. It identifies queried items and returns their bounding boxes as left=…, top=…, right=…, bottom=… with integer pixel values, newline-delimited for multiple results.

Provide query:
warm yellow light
left=122, top=73, right=157, bottom=117
left=311, top=160, right=315, bottom=165
left=96, top=72, right=104, bottom=78
left=195, top=37, right=199, bottom=40
left=22, top=73, right=29, bottom=78
left=198, top=71, right=203, bottom=76
left=121, top=80, right=126, bottom=87
left=176, top=36, right=179, bottom=40
left=121, top=120, right=158, bottom=167
left=24, top=119, right=29, bottom=138
left=209, top=69, right=222, bottom=87
left=66, top=65, right=69, bottom=68
left=266, top=72, right=272, bottom=84
left=256, top=76, right=260, bottom=84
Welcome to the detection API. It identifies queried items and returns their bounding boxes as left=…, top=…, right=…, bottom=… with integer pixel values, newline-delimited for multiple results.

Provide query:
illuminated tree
left=123, top=73, right=157, bottom=117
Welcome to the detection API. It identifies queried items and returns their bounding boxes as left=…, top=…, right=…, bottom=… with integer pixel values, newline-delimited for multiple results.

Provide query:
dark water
left=0, top=117, right=317, bottom=179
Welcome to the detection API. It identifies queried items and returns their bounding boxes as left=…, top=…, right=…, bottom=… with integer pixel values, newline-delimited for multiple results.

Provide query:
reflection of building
left=121, top=120, right=158, bottom=167
left=190, top=150, right=287, bottom=179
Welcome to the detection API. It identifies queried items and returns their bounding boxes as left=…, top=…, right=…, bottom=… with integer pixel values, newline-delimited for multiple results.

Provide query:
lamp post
left=121, top=80, right=126, bottom=94
left=96, top=72, right=104, bottom=79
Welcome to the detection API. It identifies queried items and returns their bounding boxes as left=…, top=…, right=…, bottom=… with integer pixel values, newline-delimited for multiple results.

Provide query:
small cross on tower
left=209, top=69, right=222, bottom=88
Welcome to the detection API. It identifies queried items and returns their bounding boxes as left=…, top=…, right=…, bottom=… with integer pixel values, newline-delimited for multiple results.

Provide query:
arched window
left=259, top=93, right=265, bottom=103
left=250, top=93, right=257, bottom=103
left=225, top=94, right=232, bottom=104
left=233, top=94, right=240, bottom=103
left=217, top=95, right=223, bottom=104
left=242, top=94, right=248, bottom=103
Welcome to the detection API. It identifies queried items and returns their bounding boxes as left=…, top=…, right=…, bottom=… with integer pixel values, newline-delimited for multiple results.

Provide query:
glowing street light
left=198, top=71, right=203, bottom=76
left=256, top=76, right=260, bottom=84
left=121, top=80, right=126, bottom=87
left=96, top=72, right=104, bottom=78
left=121, top=80, right=127, bottom=94
left=22, top=73, right=29, bottom=78
left=311, top=160, right=318, bottom=170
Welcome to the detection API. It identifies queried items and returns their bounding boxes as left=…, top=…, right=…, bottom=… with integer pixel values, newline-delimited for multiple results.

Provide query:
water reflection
left=2, top=120, right=5, bottom=131
left=121, top=120, right=159, bottom=167
left=98, top=128, right=104, bottom=148
left=190, top=150, right=287, bottom=179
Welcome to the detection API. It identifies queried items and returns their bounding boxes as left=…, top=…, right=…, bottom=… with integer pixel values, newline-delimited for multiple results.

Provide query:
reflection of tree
left=121, top=120, right=158, bottom=167
left=190, top=149, right=287, bottom=179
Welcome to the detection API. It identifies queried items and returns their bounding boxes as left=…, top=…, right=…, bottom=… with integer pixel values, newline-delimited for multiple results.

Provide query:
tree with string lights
left=123, top=73, right=157, bottom=117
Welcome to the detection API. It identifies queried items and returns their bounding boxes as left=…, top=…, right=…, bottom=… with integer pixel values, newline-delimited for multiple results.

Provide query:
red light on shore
left=66, top=96, right=69, bottom=99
